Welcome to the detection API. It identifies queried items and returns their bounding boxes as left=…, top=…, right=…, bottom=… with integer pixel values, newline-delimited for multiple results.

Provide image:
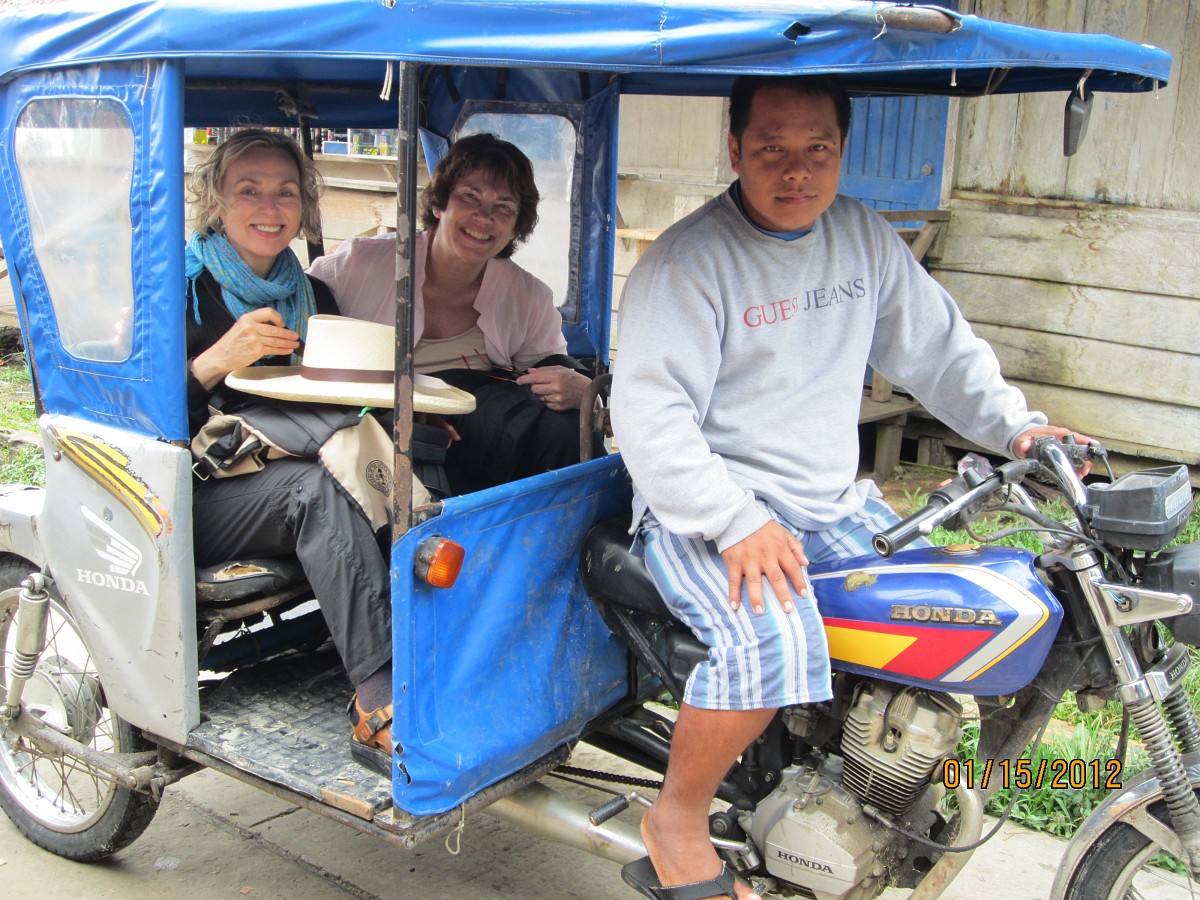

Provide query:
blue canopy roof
left=0, top=0, right=1175, bottom=441
left=0, top=0, right=1172, bottom=110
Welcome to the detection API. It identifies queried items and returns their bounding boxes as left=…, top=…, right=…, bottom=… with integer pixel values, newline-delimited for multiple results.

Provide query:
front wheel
left=1060, top=787, right=1200, bottom=899
left=0, top=559, right=160, bottom=860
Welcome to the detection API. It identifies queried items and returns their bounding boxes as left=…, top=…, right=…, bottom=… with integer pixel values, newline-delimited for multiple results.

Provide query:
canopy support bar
left=392, top=62, right=419, bottom=536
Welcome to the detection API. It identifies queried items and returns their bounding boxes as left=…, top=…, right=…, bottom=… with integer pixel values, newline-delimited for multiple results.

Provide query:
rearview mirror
left=1064, top=88, right=1093, bottom=156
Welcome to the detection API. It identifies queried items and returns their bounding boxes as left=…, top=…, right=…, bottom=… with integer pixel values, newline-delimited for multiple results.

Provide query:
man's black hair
left=728, top=75, right=852, bottom=144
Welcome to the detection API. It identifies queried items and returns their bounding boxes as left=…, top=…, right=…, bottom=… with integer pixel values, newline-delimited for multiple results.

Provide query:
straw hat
left=226, top=315, right=476, bottom=414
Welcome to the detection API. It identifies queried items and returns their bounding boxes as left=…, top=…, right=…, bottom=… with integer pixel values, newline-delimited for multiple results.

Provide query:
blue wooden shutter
left=840, top=94, right=949, bottom=213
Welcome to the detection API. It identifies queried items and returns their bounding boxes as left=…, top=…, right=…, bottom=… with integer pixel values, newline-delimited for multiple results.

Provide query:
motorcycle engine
left=746, top=682, right=962, bottom=899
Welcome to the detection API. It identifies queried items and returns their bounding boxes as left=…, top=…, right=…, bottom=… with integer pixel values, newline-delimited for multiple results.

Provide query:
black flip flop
left=620, top=856, right=748, bottom=900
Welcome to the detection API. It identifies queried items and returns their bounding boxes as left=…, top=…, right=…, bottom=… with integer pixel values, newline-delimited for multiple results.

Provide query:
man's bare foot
left=640, top=804, right=759, bottom=900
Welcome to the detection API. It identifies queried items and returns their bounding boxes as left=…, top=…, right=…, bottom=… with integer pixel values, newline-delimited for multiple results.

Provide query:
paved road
left=5, top=750, right=1194, bottom=900
left=0, top=750, right=1105, bottom=900
left=0, top=763, right=636, bottom=899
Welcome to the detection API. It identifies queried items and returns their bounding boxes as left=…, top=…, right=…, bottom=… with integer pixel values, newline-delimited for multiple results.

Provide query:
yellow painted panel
left=825, top=625, right=915, bottom=668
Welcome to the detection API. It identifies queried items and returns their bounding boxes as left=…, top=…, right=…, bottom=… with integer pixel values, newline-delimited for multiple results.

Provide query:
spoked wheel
left=1060, top=788, right=1200, bottom=899
left=0, top=558, right=160, bottom=860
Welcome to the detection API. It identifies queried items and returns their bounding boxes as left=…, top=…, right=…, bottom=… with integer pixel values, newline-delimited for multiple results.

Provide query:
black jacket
left=184, top=269, right=338, bottom=436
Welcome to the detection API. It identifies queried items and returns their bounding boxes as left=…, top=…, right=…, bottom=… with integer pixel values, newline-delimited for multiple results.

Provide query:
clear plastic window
left=457, top=113, right=577, bottom=311
left=15, top=98, right=135, bottom=362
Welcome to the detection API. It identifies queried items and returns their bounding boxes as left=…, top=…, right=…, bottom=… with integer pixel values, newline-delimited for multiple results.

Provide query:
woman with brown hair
left=311, top=132, right=598, bottom=494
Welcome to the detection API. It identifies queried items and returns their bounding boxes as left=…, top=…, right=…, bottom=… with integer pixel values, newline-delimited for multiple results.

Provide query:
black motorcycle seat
left=581, top=514, right=672, bottom=618
left=195, top=555, right=307, bottom=604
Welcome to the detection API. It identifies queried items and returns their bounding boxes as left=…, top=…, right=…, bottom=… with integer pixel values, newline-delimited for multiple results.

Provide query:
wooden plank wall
left=933, top=1, right=1200, bottom=474
left=955, top=0, right=1196, bottom=209
left=617, top=95, right=727, bottom=183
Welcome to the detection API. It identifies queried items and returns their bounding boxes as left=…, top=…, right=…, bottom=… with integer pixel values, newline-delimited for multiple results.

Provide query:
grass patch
left=0, top=442, right=44, bottom=486
left=1171, top=500, right=1200, bottom=547
left=0, top=349, right=43, bottom=486
left=0, top=348, right=42, bottom=486
left=0, top=351, right=37, bottom=433
left=954, top=719, right=1150, bottom=839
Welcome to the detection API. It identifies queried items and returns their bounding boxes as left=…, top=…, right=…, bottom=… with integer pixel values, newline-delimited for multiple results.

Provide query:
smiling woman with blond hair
left=184, top=127, right=397, bottom=778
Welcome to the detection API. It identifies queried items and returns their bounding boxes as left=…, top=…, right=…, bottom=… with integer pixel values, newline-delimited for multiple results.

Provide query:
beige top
left=413, top=324, right=489, bottom=375
left=308, top=231, right=566, bottom=370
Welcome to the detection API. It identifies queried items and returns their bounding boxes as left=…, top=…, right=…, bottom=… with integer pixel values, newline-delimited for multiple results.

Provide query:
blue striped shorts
left=639, top=488, right=910, bottom=711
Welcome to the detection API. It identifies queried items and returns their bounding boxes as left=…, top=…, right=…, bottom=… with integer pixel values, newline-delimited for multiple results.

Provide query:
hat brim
left=225, top=367, right=476, bottom=415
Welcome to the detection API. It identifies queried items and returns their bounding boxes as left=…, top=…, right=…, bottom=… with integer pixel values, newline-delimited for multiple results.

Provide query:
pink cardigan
left=307, top=231, right=567, bottom=370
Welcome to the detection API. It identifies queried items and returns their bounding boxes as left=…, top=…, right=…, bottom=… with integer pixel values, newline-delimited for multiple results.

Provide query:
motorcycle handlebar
left=872, top=458, right=1044, bottom=558
left=1032, top=433, right=1095, bottom=471
left=872, top=476, right=975, bottom=558
left=1030, top=435, right=1092, bottom=509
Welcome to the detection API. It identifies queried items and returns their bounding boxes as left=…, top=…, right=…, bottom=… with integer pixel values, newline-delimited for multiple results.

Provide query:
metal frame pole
left=393, top=62, right=419, bottom=536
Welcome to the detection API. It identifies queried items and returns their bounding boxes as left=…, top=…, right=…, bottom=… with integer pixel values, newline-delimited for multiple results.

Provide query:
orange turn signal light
left=414, top=536, right=465, bottom=589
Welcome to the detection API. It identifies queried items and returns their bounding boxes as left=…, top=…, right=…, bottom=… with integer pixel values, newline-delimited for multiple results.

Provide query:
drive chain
left=553, top=764, right=663, bottom=792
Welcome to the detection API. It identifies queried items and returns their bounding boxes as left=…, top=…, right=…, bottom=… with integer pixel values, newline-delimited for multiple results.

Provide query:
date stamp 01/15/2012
left=941, top=757, right=1123, bottom=792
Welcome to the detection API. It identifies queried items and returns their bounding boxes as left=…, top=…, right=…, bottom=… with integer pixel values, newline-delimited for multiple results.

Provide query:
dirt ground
left=874, top=461, right=956, bottom=517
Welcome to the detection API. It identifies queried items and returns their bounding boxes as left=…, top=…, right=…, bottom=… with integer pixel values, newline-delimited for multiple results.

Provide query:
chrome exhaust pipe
left=910, top=780, right=984, bottom=899
left=1, top=574, right=50, bottom=718
left=484, top=781, right=646, bottom=864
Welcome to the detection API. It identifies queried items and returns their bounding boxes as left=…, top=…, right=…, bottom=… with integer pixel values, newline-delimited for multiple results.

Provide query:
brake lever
left=922, top=459, right=1043, bottom=536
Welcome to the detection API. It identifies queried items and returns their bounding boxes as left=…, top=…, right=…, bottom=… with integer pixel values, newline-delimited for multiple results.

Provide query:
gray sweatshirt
left=610, top=190, right=1045, bottom=551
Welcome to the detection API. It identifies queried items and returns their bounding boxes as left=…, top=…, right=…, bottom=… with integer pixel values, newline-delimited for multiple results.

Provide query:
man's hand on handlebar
left=1013, top=425, right=1097, bottom=477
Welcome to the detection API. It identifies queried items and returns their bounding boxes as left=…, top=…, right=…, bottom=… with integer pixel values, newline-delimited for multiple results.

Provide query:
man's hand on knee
left=721, top=521, right=809, bottom=615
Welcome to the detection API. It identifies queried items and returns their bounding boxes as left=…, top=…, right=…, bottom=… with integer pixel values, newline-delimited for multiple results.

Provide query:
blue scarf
left=185, top=230, right=316, bottom=362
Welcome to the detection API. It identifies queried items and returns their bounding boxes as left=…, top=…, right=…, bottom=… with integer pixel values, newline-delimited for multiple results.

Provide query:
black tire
left=1060, top=787, right=1200, bottom=899
left=0, top=556, right=160, bottom=860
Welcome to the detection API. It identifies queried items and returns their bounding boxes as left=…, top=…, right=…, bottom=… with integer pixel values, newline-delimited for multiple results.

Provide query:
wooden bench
left=616, top=207, right=950, bottom=477
left=614, top=226, right=665, bottom=259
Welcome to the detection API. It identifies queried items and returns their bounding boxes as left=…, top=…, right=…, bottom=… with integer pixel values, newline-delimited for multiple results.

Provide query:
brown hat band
left=299, top=364, right=392, bottom=384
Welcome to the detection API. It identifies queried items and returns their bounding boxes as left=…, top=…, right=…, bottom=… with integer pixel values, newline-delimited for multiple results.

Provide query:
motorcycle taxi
left=0, top=2, right=1193, bottom=898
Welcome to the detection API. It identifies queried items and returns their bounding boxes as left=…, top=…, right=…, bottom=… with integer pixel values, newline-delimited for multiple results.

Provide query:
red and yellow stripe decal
left=825, top=616, right=995, bottom=681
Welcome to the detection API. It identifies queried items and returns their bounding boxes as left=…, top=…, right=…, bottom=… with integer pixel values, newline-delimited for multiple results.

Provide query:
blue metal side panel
left=389, top=454, right=632, bottom=815
left=566, top=82, right=619, bottom=363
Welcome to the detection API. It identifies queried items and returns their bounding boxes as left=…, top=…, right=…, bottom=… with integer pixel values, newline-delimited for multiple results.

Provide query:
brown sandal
left=348, top=695, right=393, bottom=777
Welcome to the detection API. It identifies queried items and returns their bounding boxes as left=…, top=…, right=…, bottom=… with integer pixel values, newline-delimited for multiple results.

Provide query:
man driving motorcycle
left=610, top=74, right=1093, bottom=900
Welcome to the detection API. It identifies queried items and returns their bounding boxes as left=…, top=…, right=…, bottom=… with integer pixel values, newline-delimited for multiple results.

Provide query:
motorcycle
left=0, top=2, right=1190, bottom=897
left=582, top=437, right=1200, bottom=898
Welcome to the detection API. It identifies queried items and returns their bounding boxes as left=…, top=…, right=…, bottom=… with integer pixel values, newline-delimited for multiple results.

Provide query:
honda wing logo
left=77, top=506, right=149, bottom=595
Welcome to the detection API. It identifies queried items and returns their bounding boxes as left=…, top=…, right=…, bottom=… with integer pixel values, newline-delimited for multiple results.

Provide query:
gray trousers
left=192, top=458, right=391, bottom=686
